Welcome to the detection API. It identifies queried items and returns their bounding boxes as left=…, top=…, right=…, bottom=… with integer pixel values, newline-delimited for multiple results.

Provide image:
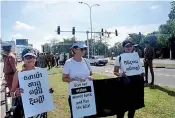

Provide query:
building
left=16, top=39, right=28, bottom=46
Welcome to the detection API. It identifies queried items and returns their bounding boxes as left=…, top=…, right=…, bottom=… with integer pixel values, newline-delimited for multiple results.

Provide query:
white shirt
left=63, top=58, right=92, bottom=95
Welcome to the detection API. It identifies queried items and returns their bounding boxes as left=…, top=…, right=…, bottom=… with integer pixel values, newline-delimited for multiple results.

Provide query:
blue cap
left=71, top=41, right=87, bottom=49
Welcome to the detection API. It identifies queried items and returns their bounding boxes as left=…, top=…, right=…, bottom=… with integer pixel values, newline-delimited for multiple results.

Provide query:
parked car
left=89, top=56, right=108, bottom=66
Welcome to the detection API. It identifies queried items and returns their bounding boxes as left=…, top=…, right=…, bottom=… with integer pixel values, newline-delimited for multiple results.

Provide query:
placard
left=70, top=80, right=96, bottom=118
left=18, top=68, right=54, bottom=118
left=120, top=52, right=143, bottom=76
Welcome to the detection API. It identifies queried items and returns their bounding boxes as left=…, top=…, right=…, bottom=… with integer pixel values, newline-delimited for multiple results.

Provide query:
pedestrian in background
left=144, top=41, right=155, bottom=85
left=55, top=53, right=60, bottom=67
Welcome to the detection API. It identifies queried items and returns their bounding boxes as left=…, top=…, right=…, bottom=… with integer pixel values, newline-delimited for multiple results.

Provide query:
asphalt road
left=108, top=58, right=175, bottom=65
left=92, top=64, right=175, bottom=88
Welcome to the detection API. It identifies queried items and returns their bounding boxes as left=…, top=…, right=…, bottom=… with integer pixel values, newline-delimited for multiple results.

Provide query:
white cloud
left=149, top=5, right=161, bottom=10
left=14, top=1, right=163, bottom=51
left=107, top=24, right=160, bottom=47
left=12, top=33, right=24, bottom=39
left=14, top=21, right=34, bottom=30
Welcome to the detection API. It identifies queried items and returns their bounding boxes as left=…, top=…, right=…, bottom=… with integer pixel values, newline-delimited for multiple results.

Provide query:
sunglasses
left=24, top=55, right=36, bottom=60
left=77, top=48, right=86, bottom=51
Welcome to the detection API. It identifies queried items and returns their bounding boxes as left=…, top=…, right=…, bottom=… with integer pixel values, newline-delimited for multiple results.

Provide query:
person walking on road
left=144, top=41, right=155, bottom=85
left=62, top=41, right=93, bottom=118
left=3, top=45, right=17, bottom=93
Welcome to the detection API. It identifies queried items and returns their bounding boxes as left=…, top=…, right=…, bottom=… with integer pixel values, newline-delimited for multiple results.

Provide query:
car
left=89, top=56, right=108, bottom=66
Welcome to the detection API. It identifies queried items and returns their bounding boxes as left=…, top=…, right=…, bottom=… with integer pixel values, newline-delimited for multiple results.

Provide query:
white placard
left=70, top=80, right=96, bottom=118
left=120, top=52, right=143, bottom=76
left=18, top=68, right=54, bottom=118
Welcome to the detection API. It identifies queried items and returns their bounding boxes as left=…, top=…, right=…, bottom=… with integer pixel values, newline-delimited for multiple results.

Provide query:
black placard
left=71, top=86, right=92, bottom=95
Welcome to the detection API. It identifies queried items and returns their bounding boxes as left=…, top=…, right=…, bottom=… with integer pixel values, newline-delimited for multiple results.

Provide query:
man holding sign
left=62, top=42, right=96, bottom=118
left=10, top=48, right=54, bottom=118
left=114, top=40, right=144, bottom=118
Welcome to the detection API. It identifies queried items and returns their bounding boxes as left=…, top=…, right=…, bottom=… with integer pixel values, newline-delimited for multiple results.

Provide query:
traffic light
left=57, top=26, right=60, bottom=35
left=72, top=27, right=75, bottom=35
left=108, top=32, right=111, bottom=38
left=101, top=28, right=104, bottom=36
left=115, top=29, right=118, bottom=36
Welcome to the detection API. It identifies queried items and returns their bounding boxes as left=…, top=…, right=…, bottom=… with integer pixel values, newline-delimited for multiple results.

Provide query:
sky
left=1, top=0, right=172, bottom=51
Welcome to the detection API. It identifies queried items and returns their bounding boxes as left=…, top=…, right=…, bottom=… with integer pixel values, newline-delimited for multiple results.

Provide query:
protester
left=114, top=40, right=144, bottom=118
left=3, top=45, right=17, bottom=93
left=144, top=41, right=155, bottom=85
left=10, top=48, right=53, bottom=117
left=62, top=41, right=93, bottom=118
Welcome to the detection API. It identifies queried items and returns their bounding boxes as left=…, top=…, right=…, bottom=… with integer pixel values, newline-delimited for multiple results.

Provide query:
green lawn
left=17, top=64, right=175, bottom=118
left=46, top=67, right=175, bottom=118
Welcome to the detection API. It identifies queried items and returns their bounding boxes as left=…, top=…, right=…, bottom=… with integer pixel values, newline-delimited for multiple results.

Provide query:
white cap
left=71, top=41, right=87, bottom=49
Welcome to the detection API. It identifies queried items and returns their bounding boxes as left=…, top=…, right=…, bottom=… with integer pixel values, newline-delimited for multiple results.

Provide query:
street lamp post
left=79, top=2, right=100, bottom=58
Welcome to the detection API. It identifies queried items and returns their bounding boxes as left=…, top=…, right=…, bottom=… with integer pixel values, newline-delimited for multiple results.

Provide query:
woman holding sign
left=114, top=40, right=144, bottom=118
left=10, top=48, right=53, bottom=118
left=62, top=41, right=93, bottom=118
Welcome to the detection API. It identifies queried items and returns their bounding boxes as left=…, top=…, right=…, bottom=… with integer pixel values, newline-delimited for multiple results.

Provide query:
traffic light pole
left=56, top=27, right=118, bottom=59
left=86, top=31, right=90, bottom=59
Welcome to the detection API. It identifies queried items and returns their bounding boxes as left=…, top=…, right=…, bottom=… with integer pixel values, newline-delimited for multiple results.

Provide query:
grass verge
left=47, top=68, right=175, bottom=118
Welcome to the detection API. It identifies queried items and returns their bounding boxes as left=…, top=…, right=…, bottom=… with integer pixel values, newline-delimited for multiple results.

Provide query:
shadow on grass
left=144, top=84, right=175, bottom=97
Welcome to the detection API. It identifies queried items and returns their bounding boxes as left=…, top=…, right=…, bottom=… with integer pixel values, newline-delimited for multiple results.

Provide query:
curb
left=109, top=63, right=175, bottom=69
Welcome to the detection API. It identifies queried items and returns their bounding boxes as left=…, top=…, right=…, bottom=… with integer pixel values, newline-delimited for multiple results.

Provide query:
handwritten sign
left=120, top=52, right=143, bottom=76
left=18, top=68, right=54, bottom=118
left=69, top=80, right=96, bottom=118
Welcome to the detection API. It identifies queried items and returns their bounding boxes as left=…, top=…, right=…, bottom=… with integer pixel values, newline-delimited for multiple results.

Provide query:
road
left=108, top=58, right=175, bottom=65
left=92, top=64, right=175, bottom=88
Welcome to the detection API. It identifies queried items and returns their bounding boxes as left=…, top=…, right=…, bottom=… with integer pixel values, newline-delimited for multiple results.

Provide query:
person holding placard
left=62, top=41, right=93, bottom=118
left=10, top=48, right=54, bottom=118
left=114, top=40, right=144, bottom=118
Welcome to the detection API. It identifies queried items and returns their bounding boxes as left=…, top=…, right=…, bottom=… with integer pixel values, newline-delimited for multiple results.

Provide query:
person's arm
left=62, top=60, right=72, bottom=83
left=10, top=72, right=19, bottom=98
left=152, top=48, right=155, bottom=59
left=9, top=56, right=17, bottom=72
left=113, top=56, right=121, bottom=76
left=62, top=74, right=72, bottom=83
left=114, top=66, right=120, bottom=76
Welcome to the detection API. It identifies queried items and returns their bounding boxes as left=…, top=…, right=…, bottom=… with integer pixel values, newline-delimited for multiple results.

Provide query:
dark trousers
left=68, top=96, right=73, bottom=118
left=117, top=110, right=135, bottom=118
left=56, top=59, right=59, bottom=66
left=144, top=60, right=154, bottom=84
